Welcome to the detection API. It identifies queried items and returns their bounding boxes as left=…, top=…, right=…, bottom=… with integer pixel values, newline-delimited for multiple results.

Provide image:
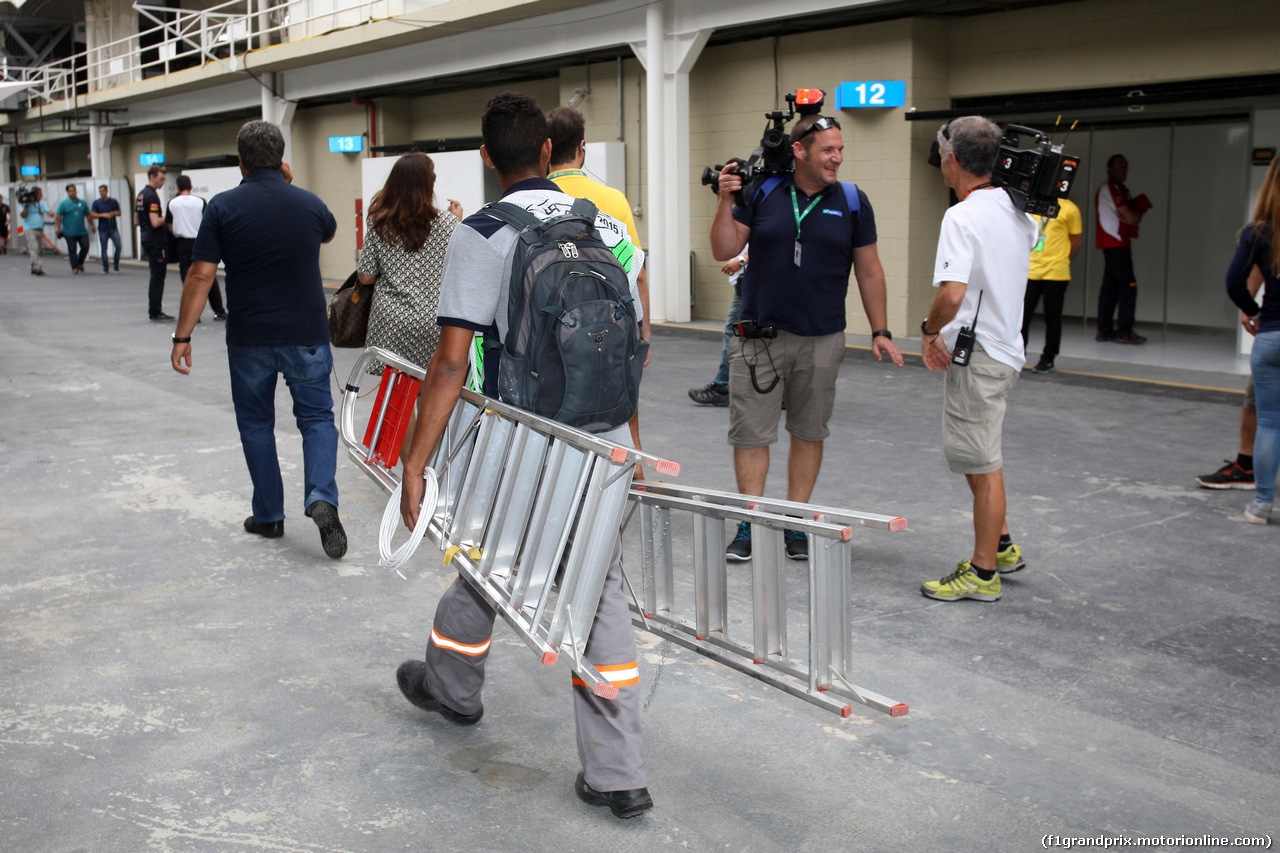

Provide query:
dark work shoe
left=575, top=772, right=653, bottom=819
left=396, top=660, right=483, bottom=725
left=726, top=521, right=752, bottom=561
left=243, top=516, right=284, bottom=538
left=1031, top=356, right=1055, bottom=374
left=308, top=500, right=347, bottom=559
left=1113, top=331, right=1147, bottom=344
left=688, top=382, right=729, bottom=406
left=1095, top=331, right=1114, bottom=342
left=150, top=312, right=175, bottom=321
left=214, top=313, right=227, bottom=321
left=784, top=529, right=808, bottom=561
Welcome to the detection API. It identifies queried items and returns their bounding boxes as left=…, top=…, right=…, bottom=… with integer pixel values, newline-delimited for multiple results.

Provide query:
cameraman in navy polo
left=710, top=111, right=903, bottom=562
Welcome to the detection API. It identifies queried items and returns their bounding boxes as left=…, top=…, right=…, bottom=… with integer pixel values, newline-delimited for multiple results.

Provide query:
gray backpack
left=484, top=197, right=645, bottom=432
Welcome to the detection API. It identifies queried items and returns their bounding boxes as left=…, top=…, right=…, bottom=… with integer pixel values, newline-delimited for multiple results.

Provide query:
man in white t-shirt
left=394, top=92, right=652, bottom=819
left=166, top=175, right=226, bottom=320
left=918, top=116, right=1039, bottom=603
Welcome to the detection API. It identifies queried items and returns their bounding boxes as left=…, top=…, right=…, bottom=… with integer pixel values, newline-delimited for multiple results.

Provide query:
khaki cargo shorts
left=942, top=343, right=1019, bottom=475
left=728, top=330, right=844, bottom=447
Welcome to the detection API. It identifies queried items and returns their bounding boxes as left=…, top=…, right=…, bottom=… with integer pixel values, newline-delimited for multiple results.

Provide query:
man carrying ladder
left=396, top=91, right=653, bottom=819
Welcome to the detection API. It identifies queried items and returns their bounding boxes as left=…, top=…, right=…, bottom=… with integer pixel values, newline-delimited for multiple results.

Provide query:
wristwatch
left=920, top=319, right=939, bottom=337
left=871, top=330, right=892, bottom=341
left=172, top=333, right=191, bottom=344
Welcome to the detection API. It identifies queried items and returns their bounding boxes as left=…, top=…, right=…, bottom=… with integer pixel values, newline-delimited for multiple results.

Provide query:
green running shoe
left=922, top=561, right=1002, bottom=602
left=996, top=543, right=1026, bottom=574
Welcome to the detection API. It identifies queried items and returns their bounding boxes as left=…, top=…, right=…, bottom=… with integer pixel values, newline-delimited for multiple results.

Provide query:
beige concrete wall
left=949, top=0, right=1280, bottom=97
left=291, top=101, right=370, bottom=277
left=405, top=79, right=560, bottom=142
left=182, top=118, right=246, bottom=161
left=112, top=130, right=187, bottom=179
left=558, top=58, right=646, bottom=246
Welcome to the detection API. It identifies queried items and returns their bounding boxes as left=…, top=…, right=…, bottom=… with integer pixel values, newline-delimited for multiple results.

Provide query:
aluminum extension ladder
left=340, top=346, right=909, bottom=718
left=339, top=347, right=679, bottom=699
left=623, top=483, right=909, bottom=718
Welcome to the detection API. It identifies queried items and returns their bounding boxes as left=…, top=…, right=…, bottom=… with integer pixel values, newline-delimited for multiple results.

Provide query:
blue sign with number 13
left=329, top=136, right=364, bottom=153
left=835, top=81, right=906, bottom=109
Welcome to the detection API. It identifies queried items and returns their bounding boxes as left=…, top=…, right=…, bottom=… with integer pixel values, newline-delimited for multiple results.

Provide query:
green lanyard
left=790, top=186, right=823, bottom=243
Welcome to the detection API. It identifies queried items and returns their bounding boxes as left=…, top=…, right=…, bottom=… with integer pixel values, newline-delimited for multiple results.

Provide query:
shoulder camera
left=701, top=88, right=826, bottom=207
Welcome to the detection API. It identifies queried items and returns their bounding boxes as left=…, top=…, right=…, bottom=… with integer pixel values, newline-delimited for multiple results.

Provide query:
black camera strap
left=744, top=337, right=781, bottom=395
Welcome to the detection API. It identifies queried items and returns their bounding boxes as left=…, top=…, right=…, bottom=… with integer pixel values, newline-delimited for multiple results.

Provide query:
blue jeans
left=99, top=229, right=121, bottom=270
left=227, top=344, right=340, bottom=523
left=64, top=233, right=90, bottom=270
left=1250, top=331, right=1280, bottom=504
left=712, top=287, right=743, bottom=391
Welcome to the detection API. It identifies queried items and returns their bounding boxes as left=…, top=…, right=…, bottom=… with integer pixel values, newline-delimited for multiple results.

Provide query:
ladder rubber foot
left=888, top=517, right=908, bottom=532
left=593, top=682, right=619, bottom=700
left=541, top=650, right=559, bottom=665
left=840, top=705, right=854, bottom=718
left=890, top=703, right=909, bottom=717
left=611, top=447, right=629, bottom=463
left=654, top=459, right=680, bottom=476
left=839, top=526, right=853, bottom=541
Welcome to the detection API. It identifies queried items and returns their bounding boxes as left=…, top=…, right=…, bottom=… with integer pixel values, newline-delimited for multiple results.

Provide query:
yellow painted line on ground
left=655, top=321, right=1247, bottom=397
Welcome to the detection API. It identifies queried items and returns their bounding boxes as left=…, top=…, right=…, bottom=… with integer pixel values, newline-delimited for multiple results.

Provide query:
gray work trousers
left=25, top=229, right=43, bottom=272
left=423, top=533, right=647, bottom=792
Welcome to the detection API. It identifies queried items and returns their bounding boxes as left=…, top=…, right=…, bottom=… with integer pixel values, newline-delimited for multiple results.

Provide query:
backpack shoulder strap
left=841, top=182, right=861, bottom=214
left=751, top=175, right=787, bottom=208
left=482, top=200, right=541, bottom=231
left=568, top=196, right=599, bottom=224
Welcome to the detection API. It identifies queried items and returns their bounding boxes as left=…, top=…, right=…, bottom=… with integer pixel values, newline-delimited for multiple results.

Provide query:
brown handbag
left=328, top=271, right=374, bottom=348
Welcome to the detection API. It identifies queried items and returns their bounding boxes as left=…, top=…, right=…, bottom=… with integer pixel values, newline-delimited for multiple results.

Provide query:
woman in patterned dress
left=357, top=152, right=462, bottom=461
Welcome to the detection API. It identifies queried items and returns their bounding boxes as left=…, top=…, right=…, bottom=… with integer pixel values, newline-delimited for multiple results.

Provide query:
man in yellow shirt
left=1022, top=197, right=1082, bottom=374
left=547, top=106, right=651, bottom=453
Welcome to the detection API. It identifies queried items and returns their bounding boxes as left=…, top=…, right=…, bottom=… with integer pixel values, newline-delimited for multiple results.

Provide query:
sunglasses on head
left=795, top=116, right=841, bottom=141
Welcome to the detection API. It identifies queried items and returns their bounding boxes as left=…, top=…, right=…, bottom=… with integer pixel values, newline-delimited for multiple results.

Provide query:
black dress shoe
left=150, top=312, right=175, bottom=321
left=307, top=500, right=347, bottom=559
left=243, top=516, right=284, bottom=538
left=575, top=772, right=653, bottom=818
left=396, top=660, right=483, bottom=725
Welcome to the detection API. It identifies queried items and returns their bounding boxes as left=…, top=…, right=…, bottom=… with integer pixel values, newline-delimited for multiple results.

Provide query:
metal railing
left=15, top=0, right=420, bottom=107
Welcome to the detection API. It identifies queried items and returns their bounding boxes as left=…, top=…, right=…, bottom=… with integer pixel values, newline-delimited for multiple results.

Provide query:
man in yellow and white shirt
left=1021, top=196, right=1082, bottom=374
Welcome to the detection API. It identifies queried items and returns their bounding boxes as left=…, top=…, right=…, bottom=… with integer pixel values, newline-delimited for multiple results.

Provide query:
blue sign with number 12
left=835, top=81, right=906, bottom=109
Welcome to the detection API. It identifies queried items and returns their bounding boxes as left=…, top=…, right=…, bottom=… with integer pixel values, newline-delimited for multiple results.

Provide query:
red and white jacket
left=1095, top=180, right=1137, bottom=249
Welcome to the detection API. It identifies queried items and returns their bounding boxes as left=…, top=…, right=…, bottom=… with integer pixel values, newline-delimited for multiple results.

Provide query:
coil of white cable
left=379, top=468, right=439, bottom=576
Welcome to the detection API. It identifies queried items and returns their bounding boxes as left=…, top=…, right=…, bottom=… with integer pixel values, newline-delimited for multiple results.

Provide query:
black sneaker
left=308, top=499, right=347, bottom=559
left=214, top=313, right=227, bottom=321
left=1031, top=356, right=1055, bottom=374
left=575, top=772, right=653, bottom=819
left=726, top=521, right=751, bottom=561
left=784, top=529, right=808, bottom=561
left=150, top=312, right=175, bottom=321
left=396, top=660, right=483, bottom=725
left=1113, top=331, right=1147, bottom=344
left=688, top=383, right=729, bottom=407
left=1196, top=460, right=1255, bottom=490
left=1095, top=331, right=1114, bottom=342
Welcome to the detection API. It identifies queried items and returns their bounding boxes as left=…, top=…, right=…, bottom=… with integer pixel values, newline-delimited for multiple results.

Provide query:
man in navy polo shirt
left=710, top=112, right=903, bottom=562
left=169, top=120, right=346, bottom=560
